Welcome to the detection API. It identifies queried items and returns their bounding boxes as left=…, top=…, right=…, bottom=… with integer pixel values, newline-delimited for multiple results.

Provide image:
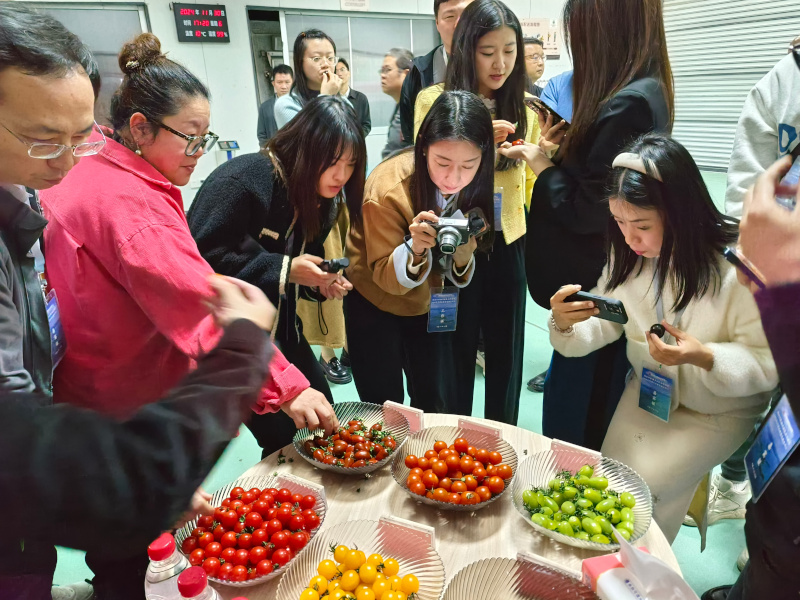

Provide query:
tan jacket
left=414, top=84, right=540, bottom=244
left=346, top=152, right=440, bottom=317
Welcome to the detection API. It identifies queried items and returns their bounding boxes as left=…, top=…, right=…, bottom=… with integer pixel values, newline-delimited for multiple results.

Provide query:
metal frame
left=18, top=1, right=150, bottom=31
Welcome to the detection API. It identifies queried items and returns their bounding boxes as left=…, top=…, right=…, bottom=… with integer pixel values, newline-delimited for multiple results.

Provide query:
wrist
left=694, top=346, right=715, bottom=371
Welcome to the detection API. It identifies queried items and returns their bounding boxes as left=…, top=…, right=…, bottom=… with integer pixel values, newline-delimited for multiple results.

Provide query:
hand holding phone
left=551, top=285, right=627, bottom=330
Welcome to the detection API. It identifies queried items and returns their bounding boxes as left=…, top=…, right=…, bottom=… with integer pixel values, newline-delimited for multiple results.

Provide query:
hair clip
left=125, top=60, right=140, bottom=70
left=300, top=31, right=306, bottom=38
left=612, top=152, right=663, bottom=182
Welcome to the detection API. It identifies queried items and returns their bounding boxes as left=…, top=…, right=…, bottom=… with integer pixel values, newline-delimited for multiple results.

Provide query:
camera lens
left=437, top=227, right=462, bottom=255
left=608, top=304, right=621, bottom=314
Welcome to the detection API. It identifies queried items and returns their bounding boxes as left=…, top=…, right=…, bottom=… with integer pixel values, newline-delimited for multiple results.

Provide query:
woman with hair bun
left=40, top=34, right=335, bottom=598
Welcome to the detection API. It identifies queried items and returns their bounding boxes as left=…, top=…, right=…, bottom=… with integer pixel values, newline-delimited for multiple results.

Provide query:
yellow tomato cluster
left=299, top=545, right=421, bottom=600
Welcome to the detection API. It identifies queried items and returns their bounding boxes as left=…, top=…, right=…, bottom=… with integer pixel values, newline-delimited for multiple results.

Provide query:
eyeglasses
left=791, top=35, right=800, bottom=71
left=148, top=117, right=218, bottom=156
left=308, top=55, right=339, bottom=66
left=525, top=54, right=546, bottom=63
left=2, top=121, right=106, bottom=159
left=378, top=66, right=400, bottom=75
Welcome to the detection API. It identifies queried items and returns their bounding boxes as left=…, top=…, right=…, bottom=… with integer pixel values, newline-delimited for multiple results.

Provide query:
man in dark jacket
left=398, top=0, right=473, bottom=143
left=256, top=64, right=293, bottom=146
left=336, top=58, right=371, bottom=137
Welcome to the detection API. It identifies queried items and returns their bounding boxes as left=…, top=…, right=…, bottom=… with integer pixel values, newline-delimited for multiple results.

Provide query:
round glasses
left=2, top=121, right=106, bottom=159
left=309, top=55, right=339, bottom=66
left=525, top=54, right=546, bottom=63
left=148, top=117, right=218, bottom=156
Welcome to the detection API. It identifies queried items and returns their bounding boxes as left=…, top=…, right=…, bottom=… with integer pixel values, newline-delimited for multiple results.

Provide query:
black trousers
left=0, top=539, right=56, bottom=600
left=448, top=236, right=526, bottom=425
left=345, top=287, right=452, bottom=412
left=247, top=321, right=334, bottom=459
left=84, top=552, right=149, bottom=600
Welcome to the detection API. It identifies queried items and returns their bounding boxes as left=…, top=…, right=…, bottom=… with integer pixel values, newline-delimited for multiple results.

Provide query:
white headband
left=612, top=152, right=663, bottom=182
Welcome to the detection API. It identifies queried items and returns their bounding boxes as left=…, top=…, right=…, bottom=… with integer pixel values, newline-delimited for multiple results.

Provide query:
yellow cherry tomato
left=388, top=575, right=402, bottom=591
left=309, top=576, right=329, bottom=594
left=334, top=545, right=350, bottom=564
left=366, top=553, right=384, bottom=567
left=340, top=570, right=361, bottom=592
left=373, top=579, right=390, bottom=600
left=337, top=563, right=347, bottom=574
left=383, top=592, right=399, bottom=600
left=329, top=581, right=341, bottom=592
left=345, top=549, right=366, bottom=571
left=395, top=593, right=407, bottom=600
left=331, top=591, right=347, bottom=600
left=359, top=564, right=379, bottom=585
left=400, top=574, right=419, bottom=595
left=300, top=590, right=320, bottom=600
left=318, top=560, right=338, bottom=580
left=356, top=588, right=376, bottom=600
left=382, top=558, right=400, bottom=578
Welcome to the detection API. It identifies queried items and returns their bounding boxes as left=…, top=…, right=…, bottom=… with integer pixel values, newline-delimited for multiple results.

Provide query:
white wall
left=24, top=0, right=570, bottom=205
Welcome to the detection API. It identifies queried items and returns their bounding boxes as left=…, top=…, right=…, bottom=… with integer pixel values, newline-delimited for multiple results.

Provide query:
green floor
left=54, top=171, right=742, bottom=595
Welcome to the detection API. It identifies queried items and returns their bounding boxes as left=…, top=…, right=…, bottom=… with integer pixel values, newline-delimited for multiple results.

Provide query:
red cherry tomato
left=204, top=542, right=222, bottom=558
left=234, top=548, right=250, bottom=566
left=496, top=463, right=513, bottom=480
left=289, top=531, right=310, bottom=552
left=271, top=530, right=290, bottom=549
left=237, top=533, right=252, bottom=549
left=303, top=512, right=321, bottom=531
left=289, top=514, right=305, bottom=532
left=220, top=547, right=237, bottom=563
left=404, top=455, right=418, bottom=469
left=249, top=546, right=268, bottom=565
left=197, top=515, right=214, bottom=529
left=190, top=527, right=206, bottom=538
left=218, top=562, right=234, bottom=581
left=212, top=525, right=227, bottom=542
left=486, top=475, right=505, bottom=494
left=256, top=559, right=274, bottom=576
left=245, top=512, right=263, bottom=529
left=291, top=493, right=303, bottom=506
left=272, top=548, right=292, bottom=567
left=233, top=522, right=246, bottom=534
left=220, top=531, right=238, bottom=549
left=241, top=491, right=256, bottom=504
left=251, top=528, right=269, bottom=546
left=300, top=495, right=316, bottom=510
left=201, top=557, right=220, bottom=577
left=487, top=451, right=503, bottom=465
left=453, top=438, right=469, bottom=454
left=276, top=488, right=293, bottom=503
left=230, top=486, right=245, bottom=500
left=236, top=504, right=252, bottom=517
left=197, top=533, right=214, bottom=549
left=511, top=138, right=525, bottom=146
left=189, top=548, right=205, bottom=566
left=220, top=509, right=239, bottom=529
left=181, top=536, right=198, bottom=555
left=276, top=504, right=294, bottom=526
left=252, top=499, right=270, bottom=517
left=231, top=564, right=248, bottom=582
left=265, top=518, right=283, bottom=536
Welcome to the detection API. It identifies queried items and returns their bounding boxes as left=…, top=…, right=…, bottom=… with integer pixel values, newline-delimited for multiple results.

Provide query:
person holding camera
left=188, top=95, right=366, bottom=455
left=528, top=134, right=777, bottom=544
left=345, top=90, right=495, bottom=411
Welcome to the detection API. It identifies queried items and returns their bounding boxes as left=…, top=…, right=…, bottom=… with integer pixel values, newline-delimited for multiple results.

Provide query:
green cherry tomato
left=581, top=510, right=598, bottom=519
left=621, top=492, right=636, bottom=508
left=574, top=476, right=591, bottom=487
left=578, top=465, right=594, bottom=478
left=595, top=516, right=613, bottom=535
left=581, top=518, right=602, bottom=536
left=553, top=512, right=564, bottom=522
left=590, top=534, right=611, bottom=544
left=568, top=516, right=583, bottom=530
left=607, top=508, right=623, bottom=524
left=541, top=496, right=560, bottom=513
left=562, top=486, right=579, bottom=500
left=576, top=497, right=594, bottom=509
left=557, top=522, right=575, bottom=537
left=560, top=501, right=576, bottom=515
left=544, top=518, right=558, bottom=531
left=583, top=488, right=604, bottom=504
left=595, top=498, right=616, bottom=514
left=522, top=490, right=539, bottom=510
left=588, top=476, right=609, bottom=490
left=552, top=491, right=565, bottom=506
left=536, top=491, right=547, bottom=506
left=531, top=513, right=548, bottom=527
left=548, top=478, right=562, bottom=491
left=613, top=528, right=632, bottom=542
left=619, top=520, right=636, bottom=534
left=575, top=531, right=591, bottom=541
left=621, top=508, right=635, bottom=523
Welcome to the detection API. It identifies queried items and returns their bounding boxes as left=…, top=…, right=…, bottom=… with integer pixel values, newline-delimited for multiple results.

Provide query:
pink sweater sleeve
left=115, top=223, right=309, bottom=411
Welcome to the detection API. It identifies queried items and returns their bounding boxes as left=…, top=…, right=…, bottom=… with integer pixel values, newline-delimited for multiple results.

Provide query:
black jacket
left=345, top=88, right=372, bottom=137
left=526, top=76, right=671, bottom=307
left=188, top=153, right=335, bottom=341
left=0, top=319, right=270, bottom=558
left=256, top=97, right=278, bottom=146
left=0, top=187, right=52, bottom=399
left=399, top=46, right=440, bottom=145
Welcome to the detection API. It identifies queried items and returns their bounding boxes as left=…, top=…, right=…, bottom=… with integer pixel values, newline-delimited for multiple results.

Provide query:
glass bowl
left=391, top=421, right=518, bottom=512
left=175, top=473, right=326, bottom=588
left=275, top=517, right=446, bottom=600
left=510, top=448, right=653, bottom=551
left=293, top=401, right=410, bottom=475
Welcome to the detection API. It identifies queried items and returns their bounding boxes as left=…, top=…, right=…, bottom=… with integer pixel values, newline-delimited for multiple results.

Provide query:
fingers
left=747, top=156, right=793, bottom=215
left=492, top=119, right=516, bottom=131
left=550, top=284, right=581, bottom=306
left=304, top=407, right=321, bottom=433
left=219, top=276, right=265, bottom=303
left=660, top=320, right=683, bottom=340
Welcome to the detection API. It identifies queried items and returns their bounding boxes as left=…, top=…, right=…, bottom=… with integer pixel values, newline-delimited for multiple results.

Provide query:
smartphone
left=723, top=247, right=766, bottom=290
left=564, top=291, right=628, bottom=324
left=524, top=97, right=570, bottom=129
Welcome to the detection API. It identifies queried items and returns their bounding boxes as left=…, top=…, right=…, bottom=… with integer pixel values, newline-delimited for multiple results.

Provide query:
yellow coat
left=413, top=84, right=540, bottom=245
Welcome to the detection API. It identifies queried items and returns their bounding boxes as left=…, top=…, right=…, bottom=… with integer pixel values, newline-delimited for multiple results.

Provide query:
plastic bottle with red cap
left=144, top=533, right=190, bottom=600
left=177, top=566, right=222, bottom=599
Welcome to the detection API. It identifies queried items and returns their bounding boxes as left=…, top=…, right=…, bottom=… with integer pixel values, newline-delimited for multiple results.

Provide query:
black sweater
left=188, top=153, right=335, bottom=341
left=526, top=76, right=671, bottom=308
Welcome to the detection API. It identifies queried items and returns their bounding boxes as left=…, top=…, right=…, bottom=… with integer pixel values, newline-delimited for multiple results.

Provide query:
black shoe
left=319, top=356, right=352, bottom=384
left=701, top=585, right=732, bottom=600
left=527, top=370, right=547, bottom=393
left=340, top=349, right=351, bottom=369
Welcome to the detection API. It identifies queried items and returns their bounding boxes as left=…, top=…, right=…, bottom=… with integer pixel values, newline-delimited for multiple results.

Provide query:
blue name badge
left=493, top=187, right=503, bottom=232
left=428, top=286, right=459, bottom=333
left=638, top=367, right=673, bottom=422
left=746, top=395, right=800, bottom=503
left=45, top=289, right=67, bottom=368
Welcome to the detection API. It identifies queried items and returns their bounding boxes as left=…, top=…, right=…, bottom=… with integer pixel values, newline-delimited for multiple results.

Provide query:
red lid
left=147, top=533, right=175, bottom=562
left=178, top=566, right=208, bottom=598
left=231, top=597, right=250, bottom=600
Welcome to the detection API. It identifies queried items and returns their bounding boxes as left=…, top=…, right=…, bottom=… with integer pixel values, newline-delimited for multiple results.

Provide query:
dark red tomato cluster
left=302, top=419, right=398, bottom=469
left=404, top=437, right=513, bottom=506
left=180, top=486, right=320, bottom=582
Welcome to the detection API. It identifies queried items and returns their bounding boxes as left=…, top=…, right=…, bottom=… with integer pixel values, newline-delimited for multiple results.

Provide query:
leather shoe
left=701, top=585, right=732, bottom=600
left=340, top=349, right=351, bottom=369
left=527, top=370, right=547, bottom=393
left=319, top=356, right=352, bottom=384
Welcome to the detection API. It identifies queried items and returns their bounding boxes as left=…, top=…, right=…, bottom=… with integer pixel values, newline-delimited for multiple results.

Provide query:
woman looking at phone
left=547, top=134, right=777, bottom=543
left=345, top=90, right=495, bottom=411
left=275, top=29, right=348, bottom=128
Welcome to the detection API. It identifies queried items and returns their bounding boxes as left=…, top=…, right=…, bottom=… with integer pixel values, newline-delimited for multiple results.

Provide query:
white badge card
left=638, top=366, right=673, bottom=422
left=428, top=286, right=459, bottom=333
left=493, top=186, right=503, bottom=232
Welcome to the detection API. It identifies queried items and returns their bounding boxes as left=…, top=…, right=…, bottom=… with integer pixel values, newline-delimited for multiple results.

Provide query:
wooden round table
left=213, top=413, right=680, bottom=599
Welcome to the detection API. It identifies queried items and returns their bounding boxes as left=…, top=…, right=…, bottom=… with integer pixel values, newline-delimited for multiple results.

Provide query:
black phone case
left=564, top=291, right=629, bottom=325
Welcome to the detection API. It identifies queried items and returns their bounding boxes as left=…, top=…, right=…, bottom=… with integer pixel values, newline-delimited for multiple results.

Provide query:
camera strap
left=653, top=276, right=686, bottom=344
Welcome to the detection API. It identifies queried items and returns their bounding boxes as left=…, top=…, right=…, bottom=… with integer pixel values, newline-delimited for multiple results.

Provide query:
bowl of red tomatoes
left=293, top=401, right=410, bottom=475
left=175, top=473, right=326, bottom=587
left=391, top=420, right=518, bottom=512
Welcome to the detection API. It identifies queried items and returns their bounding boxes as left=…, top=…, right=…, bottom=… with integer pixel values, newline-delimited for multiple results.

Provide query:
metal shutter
left=664, top=0, right=800, bottom=170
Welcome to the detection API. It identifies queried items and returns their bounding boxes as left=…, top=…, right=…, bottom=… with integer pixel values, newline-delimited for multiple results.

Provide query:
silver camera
left=426, top=212, right=488, bottom=255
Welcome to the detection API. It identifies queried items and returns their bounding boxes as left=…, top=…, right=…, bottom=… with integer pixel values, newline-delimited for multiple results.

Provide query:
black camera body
left=426, top=213, right=487, bottom=255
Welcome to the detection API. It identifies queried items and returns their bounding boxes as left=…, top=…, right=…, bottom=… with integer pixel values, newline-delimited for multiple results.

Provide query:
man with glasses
left=523, top=36, right=546, bottom=96
left=380, top=48, right=413, bottom=159
left=335, top=58, right=371, bottom=138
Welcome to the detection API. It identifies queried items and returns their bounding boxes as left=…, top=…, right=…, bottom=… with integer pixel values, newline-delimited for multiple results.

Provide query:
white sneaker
left=737, top=547, right=749, bottom=571
left=476, top=351, right=486, bottom=377
left=51, top=582, right=94, bottom=600
left=682, top=474, right=751, bottom=527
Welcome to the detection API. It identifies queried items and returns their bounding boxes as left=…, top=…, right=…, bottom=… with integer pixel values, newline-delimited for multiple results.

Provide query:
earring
left=135, top=145, right=142, bottom=156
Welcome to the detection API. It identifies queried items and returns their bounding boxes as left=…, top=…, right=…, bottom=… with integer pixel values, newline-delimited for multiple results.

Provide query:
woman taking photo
left=548, top=134, right=777, bottom=543
left=275, top=29, right=348, bottom=128
left=189, top=95, right=366, bottom=450
left=414, top=0, right=538, bottom=425
left=346, top=90, right=495, bottom=411
left=502, top=0, right=673, bottom=448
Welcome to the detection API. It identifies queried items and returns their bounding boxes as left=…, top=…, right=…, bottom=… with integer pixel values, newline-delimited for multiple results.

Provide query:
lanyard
left=654, top=276, right=686, bottom=344
left=436, top=189, right=461, bottom=216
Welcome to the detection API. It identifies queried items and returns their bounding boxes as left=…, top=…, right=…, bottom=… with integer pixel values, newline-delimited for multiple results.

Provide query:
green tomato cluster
left=522, top=464, right=637, bottom=544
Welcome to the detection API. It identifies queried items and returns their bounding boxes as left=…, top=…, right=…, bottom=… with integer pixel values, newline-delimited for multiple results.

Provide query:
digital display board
left=173, top=3, right=230, bottom=43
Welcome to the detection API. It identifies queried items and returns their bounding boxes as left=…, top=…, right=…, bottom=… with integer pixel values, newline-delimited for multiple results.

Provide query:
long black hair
left=412, top=90, right=495, bottom=244
left=266, top=95, right=366, bottom=241
left=291, top=29, right=337, bottom=106
left=606, top=133, right=738, bottom=311
left=445, top=0, right=527, bottom=172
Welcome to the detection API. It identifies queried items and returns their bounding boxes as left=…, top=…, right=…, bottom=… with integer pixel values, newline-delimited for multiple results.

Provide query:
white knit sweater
left=549, top=259, right=777, bottom=418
